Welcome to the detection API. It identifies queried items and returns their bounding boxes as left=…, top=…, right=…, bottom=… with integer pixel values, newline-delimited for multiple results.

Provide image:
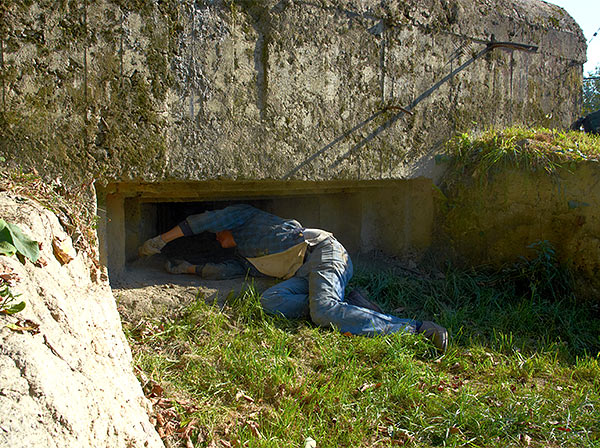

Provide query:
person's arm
left=138, top=204, right=256, bottom=257
left=160, top=225, right=184, bottom=243
left=181, top=204, right=256, bottom=236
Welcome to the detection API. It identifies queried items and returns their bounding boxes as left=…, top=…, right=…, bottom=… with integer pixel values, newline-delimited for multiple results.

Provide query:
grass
left=126, top=245, right=600, bottom=448
left=443, top=127, right=600, bottom=180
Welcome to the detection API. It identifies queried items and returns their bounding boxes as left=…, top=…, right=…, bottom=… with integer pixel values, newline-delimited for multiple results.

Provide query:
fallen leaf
left=235, top=391, right=254, bottom=403
left=150, top=383, right=164, bottom=398
left=6, top=319, right=39, bottom=334
left=359, top=382, right=382, bottom=392
left=247, top=420, right=261, bottom=438
left=0, top=273, right=19, bottom=283
left=557, top=427, right=572, bottom=432
left=449, top=427, right=460, bottom=435
left=451, top=381, right=464, bottom=390
left=34, top=256, right=48, bottom=267
left=52, top=236, right=76, bottom=265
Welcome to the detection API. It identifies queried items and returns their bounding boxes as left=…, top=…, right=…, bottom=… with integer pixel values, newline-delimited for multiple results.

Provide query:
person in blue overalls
left=139, top=204, right=448, bottom=351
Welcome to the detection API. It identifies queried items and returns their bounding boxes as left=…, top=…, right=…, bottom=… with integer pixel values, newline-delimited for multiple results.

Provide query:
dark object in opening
left=154, top=200, right=268, bottom=266
left=570, top=109, right=600, bottom=135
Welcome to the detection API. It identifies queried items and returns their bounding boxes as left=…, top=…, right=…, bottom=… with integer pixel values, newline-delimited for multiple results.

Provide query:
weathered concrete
left=0, top=193, right=163, bottom=448
left=0, top=0, right=586, bottom=186
left=435, top=162, right=600, bottom=294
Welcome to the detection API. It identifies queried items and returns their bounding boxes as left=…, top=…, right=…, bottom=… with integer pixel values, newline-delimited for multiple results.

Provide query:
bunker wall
left=0, top=0, right=586, bottom=185
left=436, top=162, right=600, bottom=294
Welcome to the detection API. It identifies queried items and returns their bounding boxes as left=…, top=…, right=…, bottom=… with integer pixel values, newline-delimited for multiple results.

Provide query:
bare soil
left=111, top=254, right=276, bottom=324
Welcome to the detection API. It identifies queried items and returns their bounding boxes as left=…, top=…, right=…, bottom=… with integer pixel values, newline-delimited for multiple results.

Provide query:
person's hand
left=138, top=235, right=166, bottom=257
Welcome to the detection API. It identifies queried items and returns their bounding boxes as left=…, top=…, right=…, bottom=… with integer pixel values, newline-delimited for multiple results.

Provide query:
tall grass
left=126, top=244, right=600, bottom=447
left=444, top=127, right=600, bottom=179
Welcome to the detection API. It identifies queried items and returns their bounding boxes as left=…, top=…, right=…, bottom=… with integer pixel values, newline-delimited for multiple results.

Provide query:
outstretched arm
left=182, top=204, right=256, bottom=235
left=138, top=225, right=184, bottom=257
left=160, top=225, right=184, bottom=243
left=139, top=204, right=256, bottom=257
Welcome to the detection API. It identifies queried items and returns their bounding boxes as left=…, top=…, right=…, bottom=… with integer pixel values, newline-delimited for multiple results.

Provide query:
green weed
left=0, top=283, right=25, bottom=315
left=0, top=164, right=99, bottom=261
left=444, top=126, right=600, bottom=181
left=126, top=250, right=600, bottom=447
left=0, top=219, right=38, bottom=315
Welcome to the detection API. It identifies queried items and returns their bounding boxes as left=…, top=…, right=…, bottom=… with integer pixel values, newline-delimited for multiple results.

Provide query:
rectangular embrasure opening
left=133, top=199, right=283, bottom=267
left=97, top=180, right=434, bottom=284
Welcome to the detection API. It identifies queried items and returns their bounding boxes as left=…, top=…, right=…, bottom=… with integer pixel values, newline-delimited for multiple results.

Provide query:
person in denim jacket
left=139, top=204, right=447, bottom=351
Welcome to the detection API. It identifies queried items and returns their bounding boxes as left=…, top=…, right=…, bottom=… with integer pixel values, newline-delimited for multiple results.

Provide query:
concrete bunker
left=97, top=179, right=435, bottom=284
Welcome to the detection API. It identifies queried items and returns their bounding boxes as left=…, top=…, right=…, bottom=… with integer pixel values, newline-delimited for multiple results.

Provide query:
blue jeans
left=197, top=237, right=418, bottom=336
left=199, top=257, right=261, bottom=280
left=261, top=237, right=418, bottom=336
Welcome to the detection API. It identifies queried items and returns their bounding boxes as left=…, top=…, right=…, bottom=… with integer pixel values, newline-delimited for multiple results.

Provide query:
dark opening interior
left=101, top=179, right=435, bottom=279
left=153, top=199, right=273, bottom=266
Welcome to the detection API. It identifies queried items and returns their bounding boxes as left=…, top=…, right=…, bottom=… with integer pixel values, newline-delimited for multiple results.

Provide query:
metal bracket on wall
left=485, top=41, right=538, bottom=53
left=381, top=38, right=539, bottom=116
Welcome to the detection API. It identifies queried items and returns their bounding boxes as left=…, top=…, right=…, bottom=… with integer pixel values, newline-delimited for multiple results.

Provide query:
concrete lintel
left=100, top=179, right=422, bottom=201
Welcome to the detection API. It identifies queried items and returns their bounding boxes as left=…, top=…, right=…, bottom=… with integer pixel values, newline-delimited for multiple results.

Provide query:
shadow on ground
left=111, top=254, right=277, bottom=324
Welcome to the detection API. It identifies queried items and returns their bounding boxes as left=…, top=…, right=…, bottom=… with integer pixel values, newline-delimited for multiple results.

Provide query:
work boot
left=345, top=288, right=384, bottom=314
left=165, top=259, right=193, bottom=275
left=138, top=235, right=166, bottom=257
left=417, top=321, right=449, bottom=353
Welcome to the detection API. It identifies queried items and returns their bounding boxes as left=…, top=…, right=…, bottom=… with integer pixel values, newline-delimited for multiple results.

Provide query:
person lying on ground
left=138, top=204, right=448, bottom=352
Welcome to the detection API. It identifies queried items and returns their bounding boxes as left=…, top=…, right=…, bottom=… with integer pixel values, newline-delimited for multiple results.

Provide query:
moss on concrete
left=0, top=0, right=180, bottom=184
left=0, top=0, right=587, bottom=186
left=436, top=127, right=600, bottom=293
